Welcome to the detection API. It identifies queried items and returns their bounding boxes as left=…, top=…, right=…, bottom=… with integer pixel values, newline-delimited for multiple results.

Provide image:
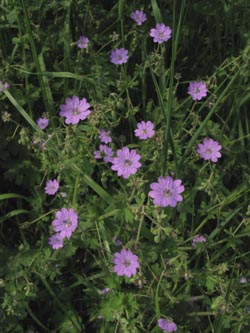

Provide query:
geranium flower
left=149, top=176, right=184, bottom=207
left=197, top=138, right=222, bottom=162
left=113, top=249, right=139, bottom=278
left=134, top=121, right=155, bottom=140
left=52, top=208, right=78, bottom=239
left=59, top=96, right=91, bottom=125
left=110, top=48, right=128, bottom=65
left=150, top=23, right=172, bottom=44
left=111, top=147, right=141, bottom=178
left=130, top=10, right=147, bottom=25
left=187, top=81, right=207, bottom=101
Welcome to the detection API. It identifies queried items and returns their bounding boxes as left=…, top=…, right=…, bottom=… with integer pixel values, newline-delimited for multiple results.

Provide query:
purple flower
left=59, top=96, right=91, bottom=125
left=187, top=81, right=208, bottom=101
left=239, top=276, right=247, bottom=284
left=77, top=36, right=89, bottom=49
left=99, top=129, right=112, bottom=144
left=110, top=48, right=129, bottom=65
left=94, top=144, right=114, bottom=163
left=158, top=319, right=177, bottom=332
left=52, top=208, right=78, bottom=239
left=134, top=121, right=155, bottom=140
left=48, top=234, right=64, bottom=250
left=111, top=146, right=141, bottom=179
left=37, top=117, right=49, bottom=130
left=150, top=23, right=172, bottom=44
left=101, top=288, right=111, bottom=295
left=45, top=179, right=60, bottom=195
left=130, top=10, right=147, bottom=25
left=113, top=236, right=122, bottom=246
left=149, top=176, right=184, bottom=208
left=192, top=235, right=206, bottom=248
left=113, top=249, right=139, bottom=278
left=0, top=81, right=10, bottom=92
left=197, top=138, right=222, bottom=162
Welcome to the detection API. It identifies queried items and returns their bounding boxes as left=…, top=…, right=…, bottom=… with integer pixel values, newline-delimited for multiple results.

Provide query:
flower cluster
left=49, top=208, right=78, bottom=250
left=94, top=129, right=113, bottom=163
left=113, top=249, right=140, bottom=278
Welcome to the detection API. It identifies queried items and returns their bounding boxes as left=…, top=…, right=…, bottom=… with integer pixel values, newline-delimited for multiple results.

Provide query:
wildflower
left=37, top=117, right=49, bottom=130
left=113, top=249, right=139, bottom=278
left=45, top=179, right=60, bottom=195
left=134, top=120, right=155, bottom=140
left=111, top=146, right=141, bottom=179
left=113, top=236, right=122, bottom=246
left=130, top=10, right=147, bottom=25
left=48, top=234, right=64, bottom=250
left=110, top=48, right=129, bottom=65
left=101, top=288, right=111, bottom=294
left=150, top=23, right=172, bottom=44
left=0, top=81, right=10, bottom=93
left=77, top=36, right=89, bottom=49
left=239, top=276, right=247, bottom=284
left=192, top=235, right=206, bottom=247
left=52, top=208, right=78, bottom=239
left=59, top=96, right=91, bottom=125
left=99, top=129, right=112, bottom=143
left=158, top=318, right=177, bottom=332
left=94, top=144, right=113, bottom=163
left=187, top=81, right=208, bottom=101
left=197, top=138, right=222, bottom=162
left=149, top=176, right=184, bottom=208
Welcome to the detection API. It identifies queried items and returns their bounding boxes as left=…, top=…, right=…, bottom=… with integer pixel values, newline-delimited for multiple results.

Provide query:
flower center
left=205, top=148, right=212, bottom=154
left=63, top=219, right=72, bottom=228
left=194, top=87, right=200, bottom=93
left=142, top=129, right=148, bottom=134
left=159, top=32, right=165, bottom=38
left=72, top=108, right=80, bottom=115
left=124, top=159, right=132, bottom=166
left=123, top=259, right=131, bottom=267
left=164, top=189, right=173, bottom=198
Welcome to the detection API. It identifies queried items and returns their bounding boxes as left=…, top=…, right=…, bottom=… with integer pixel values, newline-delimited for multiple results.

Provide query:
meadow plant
left=1, top=1, right=250, bottom=332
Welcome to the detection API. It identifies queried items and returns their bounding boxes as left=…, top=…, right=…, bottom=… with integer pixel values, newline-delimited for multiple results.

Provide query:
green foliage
left=1, top=0, right=250, bottom=332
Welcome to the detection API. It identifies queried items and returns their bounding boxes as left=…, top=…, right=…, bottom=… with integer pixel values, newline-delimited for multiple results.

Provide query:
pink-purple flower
left=192, top=235, right=206, bottom=248
left=158, top=318, right=177, bottom=332
left=0, top=81, right=10, bottom=92
left=45, top=179, right=60, bottom=195
left=48, top=234, right=64, bottom=250
left=113, top=249, right=139, bottom=278
left=94, top=144, right=114, bottom=163
left=187, top=81, right=208, bottom=101
left=150, top=23, right=172, bottom=44
left=134, top=121, right=155, bottom=140
left=77, top=36, right=89, bottom=49
left=37, top=117, right=49, bottom=130
left=52, top=208, right=78, bottom=239
left=130, top=10, right=147, bottom=25
left=59, top=96, right=91, bottom=125
left=111, top=146, right=141, bottom=179
left=110, top=48, right=129, bottom=65
left=197, top=138, right=222, bottom=162
left=149, top=176, right=184, bottom=208
left=99, top=129, right=112, bottom=143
